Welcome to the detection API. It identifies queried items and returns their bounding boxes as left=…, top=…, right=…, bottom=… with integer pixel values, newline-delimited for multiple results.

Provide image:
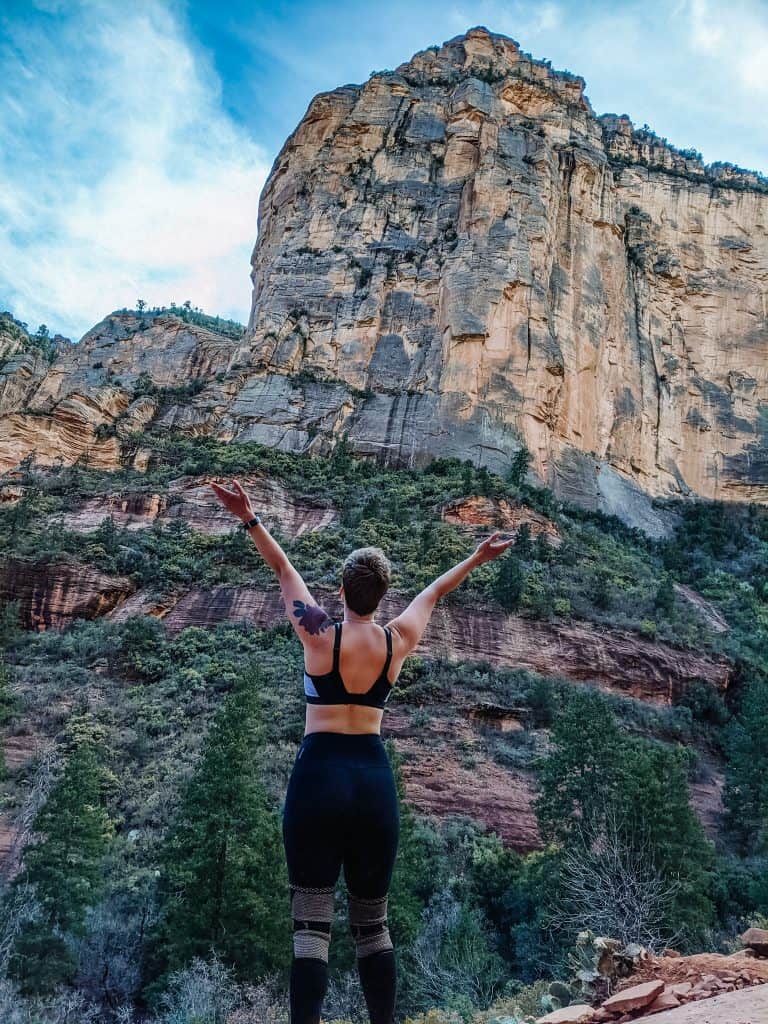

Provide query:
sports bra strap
left=382, top=626, right=392, bottom=674
left=332, top=621, right=342, bottom=673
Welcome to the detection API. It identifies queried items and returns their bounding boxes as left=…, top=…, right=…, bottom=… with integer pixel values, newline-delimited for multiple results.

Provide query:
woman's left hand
left=210, top=478, right=254, bottom=522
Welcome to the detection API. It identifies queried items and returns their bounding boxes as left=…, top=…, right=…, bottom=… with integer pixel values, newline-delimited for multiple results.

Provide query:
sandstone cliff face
left=241, top=27, right=768, bottom=523
left=0, top=312, right=247, bottom=473
left=53, top=473, right=337, bottom=536
left=154, top=584, right=730, bottom=704
left=0, top=549, right=728, bottom=702
left=1, top=28, right=766, bottom=534
left=0, top=556, right=135, bottom=630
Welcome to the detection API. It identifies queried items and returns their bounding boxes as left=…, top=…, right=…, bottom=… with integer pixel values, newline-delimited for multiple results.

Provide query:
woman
left=210, top=477, right=513, bottom=1024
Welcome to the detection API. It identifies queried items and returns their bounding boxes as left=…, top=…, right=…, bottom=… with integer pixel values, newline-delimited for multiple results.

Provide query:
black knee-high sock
left=357, top=948, right=397, bottom=1024
left=290, top=956, right=328, bottom=1024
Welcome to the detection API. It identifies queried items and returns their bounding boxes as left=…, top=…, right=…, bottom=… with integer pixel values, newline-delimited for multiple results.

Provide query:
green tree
left=386, top=741, right=438, bottom=949
left=149, top=667, right=290, bottom=996
left=10, top=738, right=113, bottom=992
left=330, top=433, right=354, bottom=477
left=619, top=740, right=716, bottom=940
left=723, top=676, right=768, bottom=854
left=476, top=465, right=499, bottom=497
left=591, top=567, right=612, bottom=611
left=0, top=652, right=19, bottom=781
left=0, top=652, right=17, bottom=726
left=536, top=691, right=626, bottom=835
left=654, top=572, right=676, bottom=615
left=506, top=446, right=532, bottom=488
left=536, top=690, right=716, bottom=945
left=513, top=521, right=533, bottom=558
left=0, top=599, right=22, bottom=648
left=493, top=553, right=526, bottom=612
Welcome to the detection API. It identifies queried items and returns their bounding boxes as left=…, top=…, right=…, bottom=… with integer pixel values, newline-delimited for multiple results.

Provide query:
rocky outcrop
left=635, top=986, right=768, bottom=1023
left=51, top=473, right=337, bottom=536
left=0, top=312, right=242, bottom=473
left=239, top=26, right=768, bottom=522
left=742, top=928, right=768, bottom=957
left=442, top=494, right=561, bottom=543
left=0, top=312, right=31, bottom=362
left=154, top=584, right=731, bottom=702
left=0, top=557, right=135, bottom=629
left=2, top=30, right=766, bottom=534
left=531, top=946, right=768, bottom=1024
left=386, top=707, right=539, bottom=850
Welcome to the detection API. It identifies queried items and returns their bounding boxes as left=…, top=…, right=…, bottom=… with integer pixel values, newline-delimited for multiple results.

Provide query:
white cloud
left=0, top=0, right=270, bottom=339
left=686, top=0, right=768, bottom=96
left=448, top=1, right=562, bottom=39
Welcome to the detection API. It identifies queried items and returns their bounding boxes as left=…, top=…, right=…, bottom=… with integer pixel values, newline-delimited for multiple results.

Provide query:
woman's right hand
left=473, top=531, right=515, bottom=564
left=209, top=478, right=255, bottom=523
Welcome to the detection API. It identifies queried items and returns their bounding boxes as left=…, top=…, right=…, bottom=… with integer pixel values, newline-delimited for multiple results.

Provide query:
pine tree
left=536, top=690, right=716, bottom=945
left=513, top=521, right=533, bottom=558
left=0, top=651, right=19, bottom=781
left=10, top=738, right=113, bottom=992
left=724, top=676, right=768, bottom=854
left=386, top=741, right=436, bottom=949
left=493, top=552, right=526, bottom=612
left=151, top=667, right=290, bottom=992
left=654, top=572, right=676, bottom=615
left=535, top=691, right=627, bottom=838
left=506, top=446, right=532, bottom=488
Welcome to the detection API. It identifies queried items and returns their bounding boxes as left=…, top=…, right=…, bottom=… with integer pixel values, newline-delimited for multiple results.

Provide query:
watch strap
left=241, top=514, right=262, bottom=530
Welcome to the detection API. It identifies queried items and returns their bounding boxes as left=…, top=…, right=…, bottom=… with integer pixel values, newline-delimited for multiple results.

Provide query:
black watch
left=241, top=514, right=262, bottom=530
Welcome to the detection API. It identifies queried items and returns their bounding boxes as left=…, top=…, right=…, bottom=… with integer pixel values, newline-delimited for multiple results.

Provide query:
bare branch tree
left=408, top=890, right=504, bottom=1012
left=0, top=875, right=39, bottom=972
left=3, top=742, right=60, bottom=880
left=549, top=805, right=682, bottom=952
left=323, top=969, right=365, bottom=1024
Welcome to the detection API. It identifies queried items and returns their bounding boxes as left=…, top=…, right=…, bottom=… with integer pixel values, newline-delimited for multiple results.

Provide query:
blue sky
left=1, top=0, right=767, bottom=340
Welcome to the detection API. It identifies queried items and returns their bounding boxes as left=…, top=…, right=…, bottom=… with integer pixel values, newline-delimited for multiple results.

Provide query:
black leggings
left=281, top=731, right=400, bottom=1024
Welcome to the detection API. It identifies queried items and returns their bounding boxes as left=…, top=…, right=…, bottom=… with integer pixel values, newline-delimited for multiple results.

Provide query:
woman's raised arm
left=386, top=531, right=514, bottom=654
left=209, top=478, right=334, bottom=640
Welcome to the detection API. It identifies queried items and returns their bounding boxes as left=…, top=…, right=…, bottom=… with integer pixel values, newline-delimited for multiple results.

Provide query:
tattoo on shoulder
left=292, top=600, right=334, bottom=636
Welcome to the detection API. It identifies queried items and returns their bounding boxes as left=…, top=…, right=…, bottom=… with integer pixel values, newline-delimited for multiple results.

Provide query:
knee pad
left=348, top=892, right=394, bottom=958
left=290, top=884, right=335, bottom=962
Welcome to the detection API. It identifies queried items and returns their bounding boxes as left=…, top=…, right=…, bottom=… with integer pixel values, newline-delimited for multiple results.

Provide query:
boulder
left=602, top=980, right=665, bottom=1014
left=536, top=1005, right=595, bottom=1024
left=645, top=990, right=681, bottom=1013
left=668, top=982, right=692, bottom=997
left=729, top=948, right=755, bottom=959
left=741, top=927, right=768, bottom=957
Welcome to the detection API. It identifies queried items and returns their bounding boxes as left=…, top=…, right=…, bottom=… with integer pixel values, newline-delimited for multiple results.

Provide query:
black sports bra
left=303, top=621, right=394, bottom=709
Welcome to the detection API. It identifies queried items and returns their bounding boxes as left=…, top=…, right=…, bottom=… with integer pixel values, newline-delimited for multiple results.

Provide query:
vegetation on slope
left=0, top=434, right=767, bottom=1022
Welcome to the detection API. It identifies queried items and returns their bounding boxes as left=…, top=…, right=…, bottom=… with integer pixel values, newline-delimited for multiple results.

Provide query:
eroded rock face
left=0, top=312, right=242, bottom=473
left=0, top=557, right=135, bottom=629
left=52, top=474, right=337, bottom=536
left=242, top=27, right=768, bottom=521
left=442, top=494, right=561, bottom=543
left=1, top=28, right=766, bottom=535
left=155, top=584, right=731, bottom=703
left=385, top=707, right=540, bottom=851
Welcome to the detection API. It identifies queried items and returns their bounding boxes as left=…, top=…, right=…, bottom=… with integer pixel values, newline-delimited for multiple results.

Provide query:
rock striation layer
left=0, top=556, right=136, bottom=630
left=154, top=584, right=730, bottom=703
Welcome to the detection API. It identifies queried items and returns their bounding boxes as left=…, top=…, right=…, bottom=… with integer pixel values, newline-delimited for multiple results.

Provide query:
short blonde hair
left=342, top=546, right=391, bottom=615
